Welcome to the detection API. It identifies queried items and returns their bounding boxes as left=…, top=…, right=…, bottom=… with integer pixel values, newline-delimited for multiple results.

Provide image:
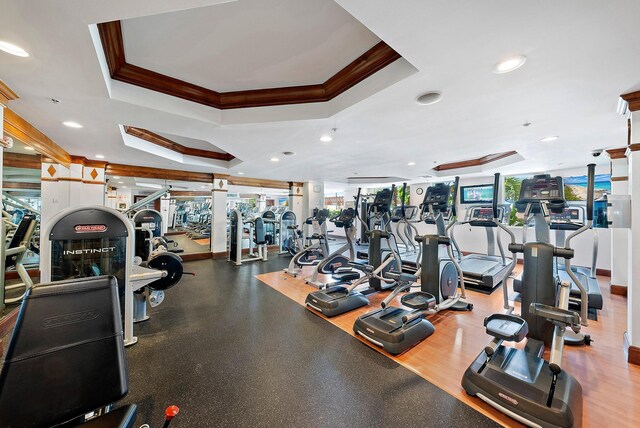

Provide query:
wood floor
left=256, top=265, right=640, bottom=428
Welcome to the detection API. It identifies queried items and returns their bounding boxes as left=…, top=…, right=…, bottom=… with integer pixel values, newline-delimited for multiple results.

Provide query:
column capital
left=0, top=80, right=19, bottom=107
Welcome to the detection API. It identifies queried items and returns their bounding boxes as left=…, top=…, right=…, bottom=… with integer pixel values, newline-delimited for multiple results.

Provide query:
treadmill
left=450, top=205, right=511, bottom=293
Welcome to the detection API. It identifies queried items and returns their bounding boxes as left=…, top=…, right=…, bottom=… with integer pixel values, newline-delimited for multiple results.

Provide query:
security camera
left=591, top=149, right=603, bottom=157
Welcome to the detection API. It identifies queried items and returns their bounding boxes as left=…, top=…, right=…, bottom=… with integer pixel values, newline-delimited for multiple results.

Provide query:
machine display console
left=550, top=207, right=582, bottom=224
left=371, top=188, right=393, bottom=212
left=515, top=174, right=565, bottom=213
left=421, top=183, right=451, bottom=213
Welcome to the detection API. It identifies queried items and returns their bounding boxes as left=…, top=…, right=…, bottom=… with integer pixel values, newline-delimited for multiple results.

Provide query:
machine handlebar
left=400, top=182, right=407, bottom=218
left=493, top=173, right=500, bottom=219
left=586, top=163, right=595, bottom=221
left=451, top=177, right=460, bottom=217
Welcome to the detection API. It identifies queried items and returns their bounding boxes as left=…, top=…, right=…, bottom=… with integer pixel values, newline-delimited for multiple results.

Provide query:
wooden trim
left=2, top=152, right=41, bottom=169
left=621, top=91, right=640, bottom=112
left=0, top=80, right=19, bottom=106
left=2, top=181, right=40, bottom=190
left=212, top=251, right=228, bottom=260
left=610, top=284, right=628, bottom=297
left=289, top=181, right=304, bottom=188
left=58, top=177, right=83, bottom=182
left=4, top=268, right=39, bottom=280
left=181, top=252, right=213, bottom=262
left=433, top=151, right=518, bottom=172
left=627, top=143, right=640, bottom=153
left=82, top=180, right=106, bottom=185
left=3, top=109, right=72, bottom=167
left=105, top=163, right=213, bottom=183
left=0, top=307, right=19, bottom=340
left=70, top=155, right=108, bottom=168
left=629, top=345, right=640, bottom=366
left=124, top=126, right=234, bottom=161
left=97, top=21, right=401, bottom=109
left=607, top=147, right=628, bottom=159
left=596, top=268, right=611, bottom=278
left=227, top=176, right=289, bottom=190
left=171, top=191, right=212, bottom=197
left=212, top=188, right=228, bottom=193
left=41, top=177, right=58, bottom=182
left=611, top=176, right=628, bottom=182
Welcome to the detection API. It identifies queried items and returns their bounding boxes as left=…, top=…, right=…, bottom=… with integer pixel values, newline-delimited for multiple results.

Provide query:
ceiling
left=1, top=0, right=639, bottom=186
left=121, top=0, right=380, bottom=92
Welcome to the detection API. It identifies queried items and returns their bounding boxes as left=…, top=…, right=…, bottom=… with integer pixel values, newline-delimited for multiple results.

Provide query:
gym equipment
left=41, top=206, right=184, bottom=346
left=229, top=209, right=268, bottom=265
left=450, top=204, right=512, bottom=292
left=352, top=178, right=472, bottom=355
left=305, top=191, right=362, bottom=288
left=0, top=276, right=179, bottom=427
left=132, top=209, right=184, bottom=259
left=391, top=204, right=420, bottom=255
left=279, top=210, right=297, bottom=254
left=1, top=213, right=38, bottom=306
left=356, top=188, right=394, bottom=254
left=462, top=167, right=595, bottom=428
left=284, top=209, right=330, bottom=276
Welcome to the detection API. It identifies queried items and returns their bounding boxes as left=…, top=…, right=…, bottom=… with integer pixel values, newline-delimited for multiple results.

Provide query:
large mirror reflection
left=2, top=138, right=41, bottom=311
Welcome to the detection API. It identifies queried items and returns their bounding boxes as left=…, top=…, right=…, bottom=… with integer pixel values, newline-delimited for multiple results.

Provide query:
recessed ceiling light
left=408, top=162, right=416, bottom=166
left=62, top=121, right=83, bottom=128
left=24, top=146, right=35, bottom=151
left=122, top=186, right=127, bottom=188
left=113, top=176, right=120, bottom=179
left=270, top=157, right=280, bottom=162
left=118, top=181, right=124, bottom=184
left=540, top=136, right=559, bottom=142
left=95, top=154, right=105, bottom=159
left=416, top=91, right=443, bottom=106
left=493, top=55, right=527, bottom=74
left=238, top=172, right=245, bottom=175
left=0, top=41, right=29, bottom=57
left=320, top=135, right=333, bottom=143
left=201, top=186, right=206, bottom=189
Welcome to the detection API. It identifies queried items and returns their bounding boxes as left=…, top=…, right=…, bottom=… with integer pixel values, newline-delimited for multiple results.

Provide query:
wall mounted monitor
left=460, top=184, right=494, bottom=204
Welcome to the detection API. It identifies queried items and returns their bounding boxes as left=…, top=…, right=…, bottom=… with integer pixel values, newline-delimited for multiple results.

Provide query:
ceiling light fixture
left=408, top=162, right=416, bottom=166
left=0, top=41, right=29, bottom=57
left=320, top=135, right=333, bottom=143
left=118, top=181, right=124, bottom=184
left=24, top=146, right=35, bottom=151
left=113, top=176, right=120, bottom=179
left=540, top=136, right=559, bottom=142
left=416, top=91, right=443, bottom=106
left=238, top=172, right=245, bottom=175
left=95, top=154, right=105, bottom=159
left=137, top=183, right=162, bottom=189
left=62, top=121, right=83, bottom=128
left=270, top=157, right=280, bottom=162
left=493, top=55, right=527, bottom=74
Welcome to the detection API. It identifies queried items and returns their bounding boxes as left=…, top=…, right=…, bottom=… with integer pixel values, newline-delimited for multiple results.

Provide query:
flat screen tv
left=460, top=184, right=494, bottom=204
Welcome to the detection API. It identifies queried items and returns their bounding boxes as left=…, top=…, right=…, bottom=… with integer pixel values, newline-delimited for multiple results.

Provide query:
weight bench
left=0, top=276, right=137, bottom=427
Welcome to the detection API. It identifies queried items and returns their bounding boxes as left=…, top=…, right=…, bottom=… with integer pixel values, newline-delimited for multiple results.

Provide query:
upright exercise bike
left=461, top=167, right=594, bottom=428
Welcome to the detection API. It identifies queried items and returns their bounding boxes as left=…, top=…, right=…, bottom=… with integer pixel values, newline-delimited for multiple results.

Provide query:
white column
left=159, top=193, right=171, bottom=235
left=302, top=181, right=325, bottom=218
left=211, top=176, right=228, bottom=255
left=627, top=146, right=640, bottom=348
left=257, top=194, right=267, bottom=212
left=40, top=161, right=71, bottom=231
left=288, top=182, right=303, bottom=223
left=608, top=153, right=629, bottom=291
left=410, top=182, right=428, bottom=206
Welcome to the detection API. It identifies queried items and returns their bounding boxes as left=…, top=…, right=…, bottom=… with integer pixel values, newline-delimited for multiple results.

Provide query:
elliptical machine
left=461, top=167, right=594, bottom=428
left=284, top=209, right=330, bottom=277
left=305, top=190, right=362, bottom=288
left=352, top=179, right=472, bottom=355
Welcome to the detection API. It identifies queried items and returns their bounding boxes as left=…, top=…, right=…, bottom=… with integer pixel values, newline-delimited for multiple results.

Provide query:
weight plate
left=147, top=252, right=184, bottom=291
